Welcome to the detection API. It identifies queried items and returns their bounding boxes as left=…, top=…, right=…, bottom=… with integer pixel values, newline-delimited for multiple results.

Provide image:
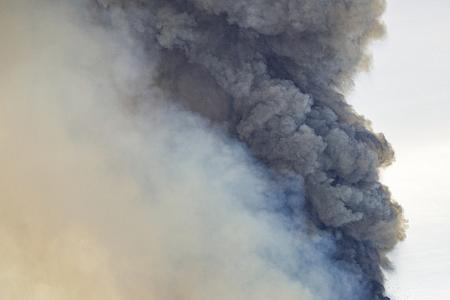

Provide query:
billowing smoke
left=93, top=0, right=406, bottom=298
left=1, top=0, right=405, bottom=299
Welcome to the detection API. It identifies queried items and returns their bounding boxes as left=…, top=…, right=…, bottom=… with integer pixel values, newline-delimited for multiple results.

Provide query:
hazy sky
left=349, top=1, right=450, bottom=299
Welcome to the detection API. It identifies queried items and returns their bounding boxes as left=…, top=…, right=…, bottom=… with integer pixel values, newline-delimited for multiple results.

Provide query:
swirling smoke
left=0, top=0, right=405, bottom=299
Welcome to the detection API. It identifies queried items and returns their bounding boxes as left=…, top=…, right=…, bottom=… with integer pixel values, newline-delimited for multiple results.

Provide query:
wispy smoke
left=0, top=0, right=405, bottom=299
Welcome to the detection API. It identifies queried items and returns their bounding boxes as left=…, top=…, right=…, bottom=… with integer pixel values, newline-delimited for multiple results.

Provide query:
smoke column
left=0, top=0, right=405, bottom=300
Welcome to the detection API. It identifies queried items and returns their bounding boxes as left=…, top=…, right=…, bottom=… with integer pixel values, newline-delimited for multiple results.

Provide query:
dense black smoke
left=93, top=1, right=406, bottom=299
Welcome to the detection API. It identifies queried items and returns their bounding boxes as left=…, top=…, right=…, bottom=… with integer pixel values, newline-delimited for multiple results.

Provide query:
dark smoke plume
left=94, top=0, right=406, bottom=299
left=0, top=0, right=405, bottom=299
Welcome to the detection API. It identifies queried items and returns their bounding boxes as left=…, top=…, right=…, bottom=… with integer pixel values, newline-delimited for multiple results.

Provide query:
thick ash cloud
left=103, top=0, right=404, bottom=299
left=0, top=1, right=389, bottom=300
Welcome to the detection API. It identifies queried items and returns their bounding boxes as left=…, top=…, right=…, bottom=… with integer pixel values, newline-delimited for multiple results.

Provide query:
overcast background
left=349, top=0, right=450, bottom=299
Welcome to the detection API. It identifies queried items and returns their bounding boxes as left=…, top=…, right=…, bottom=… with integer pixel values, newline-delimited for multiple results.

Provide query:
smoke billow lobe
left=95, top=0, right=406, bottom=299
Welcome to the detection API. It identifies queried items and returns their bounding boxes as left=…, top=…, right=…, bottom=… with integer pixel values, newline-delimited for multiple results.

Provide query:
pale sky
left=349, top=1, right=450, bottom=299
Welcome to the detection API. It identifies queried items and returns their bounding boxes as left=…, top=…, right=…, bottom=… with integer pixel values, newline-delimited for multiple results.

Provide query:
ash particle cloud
left=95, top=0, right=406, bottom=299
left=0, top=0, right=406, bottom=299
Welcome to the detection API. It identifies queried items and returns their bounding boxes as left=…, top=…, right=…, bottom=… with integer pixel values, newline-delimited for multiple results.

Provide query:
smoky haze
left=0, top=0, right=405, bottom=300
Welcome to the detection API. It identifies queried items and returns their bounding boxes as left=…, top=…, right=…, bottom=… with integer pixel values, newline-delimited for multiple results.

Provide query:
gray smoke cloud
left=1, top=1, right=370, bottom=299
left=0, top=0, right=406, bottom=299
left=92, top=0, right=407, bottom=299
